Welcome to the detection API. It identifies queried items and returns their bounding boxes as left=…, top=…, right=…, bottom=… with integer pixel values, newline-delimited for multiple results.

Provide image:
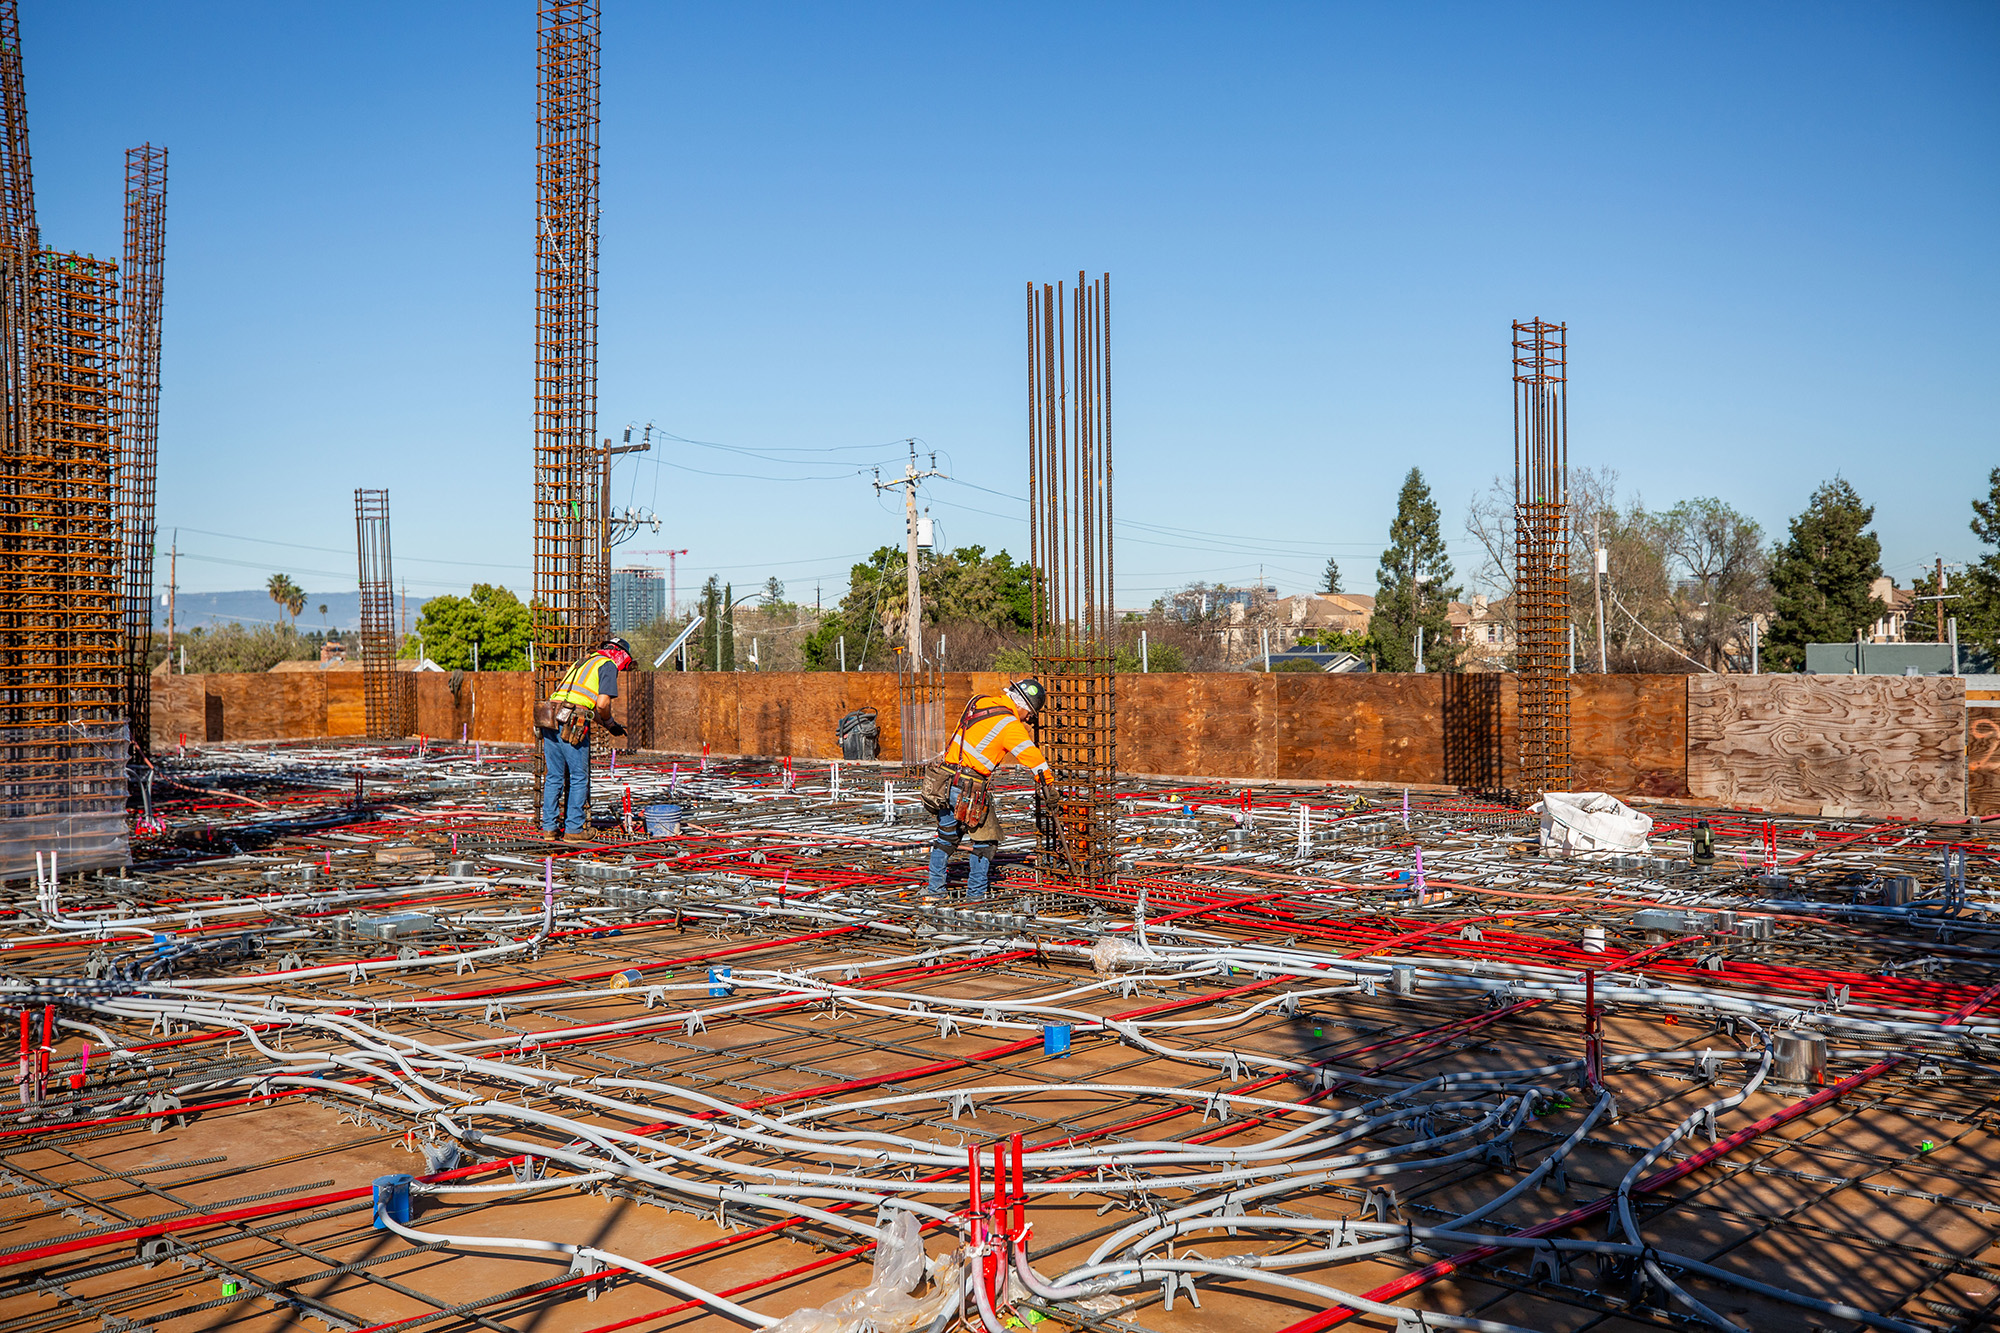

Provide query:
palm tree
left=266, top=573, right=305, bottom=629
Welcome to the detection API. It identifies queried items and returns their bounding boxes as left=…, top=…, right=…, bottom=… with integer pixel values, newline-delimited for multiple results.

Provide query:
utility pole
left=1592, top=516, right=1607, bottom=673
left=166, top=532, right=177, bottom=648
left=595, top=428, right=656, bottom=634
left=1937, top=557, right=1947, bottom=642
left=872, top=441, right=944, bottom=665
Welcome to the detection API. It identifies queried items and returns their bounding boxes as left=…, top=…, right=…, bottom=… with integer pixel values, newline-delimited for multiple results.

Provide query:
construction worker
left=539, top=636, right=632, bottom=840
left=926, top=678, right=1052, bottom=901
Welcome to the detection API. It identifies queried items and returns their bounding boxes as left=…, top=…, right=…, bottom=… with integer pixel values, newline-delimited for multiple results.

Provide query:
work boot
left=547, top=829, right=565, bottom=842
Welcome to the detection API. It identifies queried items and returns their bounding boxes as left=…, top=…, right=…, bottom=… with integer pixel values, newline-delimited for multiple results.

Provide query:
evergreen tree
left=698, top=575, right=721, bottom=671
left=1322, top=557, right=1341, bottom=595
left=1370, top=468, right=1460, bottom=671
left=1765, top=477, right=1885, bottom=671
left=1959, top=466, right=2000, bottom=661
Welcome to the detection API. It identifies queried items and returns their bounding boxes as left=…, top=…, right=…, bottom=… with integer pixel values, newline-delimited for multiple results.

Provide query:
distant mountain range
left=160, top=590, right=432, bottom=633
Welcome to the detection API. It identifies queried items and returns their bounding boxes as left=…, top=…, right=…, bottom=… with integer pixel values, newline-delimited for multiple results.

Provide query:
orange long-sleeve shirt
left=942, top=695, right=1050, bottom=780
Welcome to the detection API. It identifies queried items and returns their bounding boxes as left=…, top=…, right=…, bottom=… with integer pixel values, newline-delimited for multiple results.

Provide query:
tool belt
left=950, top=770, right=990, bottom=829
left=533, top=698, right=592, bottom=746
left=919, top=760, right=975, bottom=815
left=920, top=761, right=990, bottom=827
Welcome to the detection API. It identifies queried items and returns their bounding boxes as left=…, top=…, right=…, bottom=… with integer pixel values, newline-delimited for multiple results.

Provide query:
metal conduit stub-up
left=1027, top=273, right=1117, bottom=896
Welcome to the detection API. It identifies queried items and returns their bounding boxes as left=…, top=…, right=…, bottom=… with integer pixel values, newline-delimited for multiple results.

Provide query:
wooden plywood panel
left=207, top=673, right=315, bottom=741
left=1688, top=675, right=1965, bottom=819
left=1275, top=674, right=1443, bottom=785
left=325, top=675, right=365, bottom=737
left=1967, top=710, right=2000, bottom=818
left=150, top=673, right=204, bottom=747
left=649, top=674, right=702, bottom=753
left=466, top=673, right=534, bottom=744
left=1569, top=675, right=1689, bottom=797
left=413, top=672, right=478, bottom=743
left=1118, top=674, right=1272, bottom=780
left=735, top=676, right=800, bottom=757
left=697, top=677, right=741, bottom=756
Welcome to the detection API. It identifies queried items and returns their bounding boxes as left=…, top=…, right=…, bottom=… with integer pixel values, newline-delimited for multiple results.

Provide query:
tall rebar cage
left=532, top=0, right=603, bottom=745
left=0, top=1, right=128, bottom=874
left=1513, top=318, right=1571, bottom=799
left=0, top=0, right=37, bottom=482
left=1027, top=275, right=1116, bottom=891
left=355, top=488, right=409, bottom=738
left=0, top=248, right=127, bottom=875
left=116, top=143, right=165, bottom=754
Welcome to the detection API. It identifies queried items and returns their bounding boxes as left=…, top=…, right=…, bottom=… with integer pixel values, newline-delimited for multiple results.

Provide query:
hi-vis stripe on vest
left=942, top=695, right=1048, bottom=779
left=550, top=653, right=614, bottom=710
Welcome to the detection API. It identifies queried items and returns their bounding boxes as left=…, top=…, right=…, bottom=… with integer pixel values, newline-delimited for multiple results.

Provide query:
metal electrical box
left=352, top=912, right=438, bottom=943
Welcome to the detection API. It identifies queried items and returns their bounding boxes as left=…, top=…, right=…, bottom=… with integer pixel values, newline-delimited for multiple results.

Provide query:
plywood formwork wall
left=150, top=670, right=1988, bottom=819
left=1688, top=675, right=1966, bottom=820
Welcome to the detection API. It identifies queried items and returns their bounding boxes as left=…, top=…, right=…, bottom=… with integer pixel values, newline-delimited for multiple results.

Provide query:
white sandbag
left=1531, top=791, right=1653, bottom=856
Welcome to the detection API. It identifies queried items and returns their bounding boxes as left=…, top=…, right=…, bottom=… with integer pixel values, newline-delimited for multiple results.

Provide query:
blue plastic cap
left=372, top=1173, right=414, bottom=1230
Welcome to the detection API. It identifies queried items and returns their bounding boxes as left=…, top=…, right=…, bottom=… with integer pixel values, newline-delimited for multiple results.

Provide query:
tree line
left=204, top=466, right=1996, bottom=678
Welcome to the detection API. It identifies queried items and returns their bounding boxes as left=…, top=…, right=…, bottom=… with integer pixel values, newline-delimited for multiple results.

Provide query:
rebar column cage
left=1513, top=318, right=1571, bottom=799
left=0, top=248, right=127, bottom=874
left=354, top=488, right=409, bottom=738
left=532, top=0, right=603, bottom=747
left=1027, top=274, right=1116, bottom=891
left=116, top=143, right=165, bottom=754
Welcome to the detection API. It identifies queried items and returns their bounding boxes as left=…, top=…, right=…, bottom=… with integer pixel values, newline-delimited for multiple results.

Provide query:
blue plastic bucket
left=1043, top=1024, right=1072, bottom=1057
left=644, top=803, right=683, bottom=836
left=709, top=965, right=733, bottom=998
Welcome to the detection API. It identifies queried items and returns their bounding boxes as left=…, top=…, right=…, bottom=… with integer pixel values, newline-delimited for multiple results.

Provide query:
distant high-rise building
left=610, top=568, right=665, bottom=633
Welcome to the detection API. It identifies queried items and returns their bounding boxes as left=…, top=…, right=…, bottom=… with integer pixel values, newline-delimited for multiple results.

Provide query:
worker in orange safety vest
left=925, top=678, right=1052, bottom=900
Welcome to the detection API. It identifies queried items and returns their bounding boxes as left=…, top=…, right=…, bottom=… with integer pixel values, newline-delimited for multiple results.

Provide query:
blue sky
left=25, top=3, right=1998, bottom=609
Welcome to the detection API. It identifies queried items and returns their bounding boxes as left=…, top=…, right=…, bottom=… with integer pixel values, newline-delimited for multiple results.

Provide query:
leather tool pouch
left=919, top=762, right=955, bottom=815
left=950, top=775, right=990, bottom=829
left=538, top=698, right=590, bottom=745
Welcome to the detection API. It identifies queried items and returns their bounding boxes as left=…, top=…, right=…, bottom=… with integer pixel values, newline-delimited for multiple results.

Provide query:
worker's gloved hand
left=605, top=720, right=627, bottom=737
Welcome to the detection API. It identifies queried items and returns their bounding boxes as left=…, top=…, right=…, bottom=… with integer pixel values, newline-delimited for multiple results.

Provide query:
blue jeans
left=542, top=734, right=590, bottom=834
left=926, top=783, right=997, bottom=900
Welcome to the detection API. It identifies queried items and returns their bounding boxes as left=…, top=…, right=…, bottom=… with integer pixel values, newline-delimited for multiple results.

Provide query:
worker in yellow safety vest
left=925, top=678, right=1052, bottom=900
left=539, top=636, right=632, bottom=839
